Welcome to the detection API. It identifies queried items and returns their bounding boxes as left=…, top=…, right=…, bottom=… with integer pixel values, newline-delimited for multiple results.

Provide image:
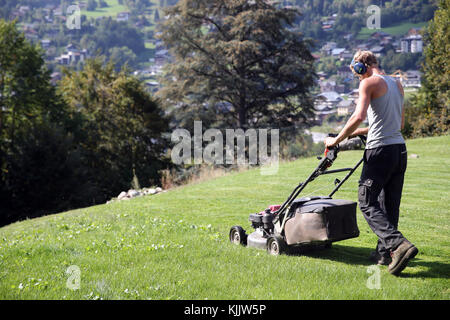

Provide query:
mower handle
left=323, top=133, right=339, bottom=160
left=274, top=134, right=366, bottom=227
left=357, top=135, right=367, bottom=145
left=320, top=134, right=366, bottom=171
left=323, top=134, right=367, bottom=155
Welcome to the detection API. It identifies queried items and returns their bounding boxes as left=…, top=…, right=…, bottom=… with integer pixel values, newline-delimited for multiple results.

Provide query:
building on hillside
left=319, top=80, right=336, bottom=92
left=117, top=12, right=130, bottom=22
left=155, top=49, right=170, bottom=66
left=370, top=45, right=385, bottom=57
left=407, top=28, right=422, bottom=37
left=145, top=81, right=160, bottom=93
left=347, top=88, right=359, bottom=101
left=317, top=71, right=327, bottom=80
left=400, top=35, right=423, bottom=53
left=343, top=33, right=353, bottom=41
left=313, top=103, right=336, bottom=124
left=316, top=91, right=342, bottom=108
left=50, top=72, right=62, bottom=85
left=56, top=48, right=89, bottom=65
left=337, top=99, right=356, bottom=116
left=320, top=42, right=337, bottom=56
left=339, top=50, right=353, bottom=61
left=356, top=43, right=370, bottom=51
left=56, top=54, right=70, bottom=65
left=19, top=6, right=31, bottom=14
left=401, top=70, right=421, bottom=88
left=40, top=39, right=52, bottom=49
left=331, top=48, right=345, bottom=57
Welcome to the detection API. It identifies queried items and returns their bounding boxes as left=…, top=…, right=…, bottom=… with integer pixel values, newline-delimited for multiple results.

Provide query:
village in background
left=10, top=1, right=426, bottom=143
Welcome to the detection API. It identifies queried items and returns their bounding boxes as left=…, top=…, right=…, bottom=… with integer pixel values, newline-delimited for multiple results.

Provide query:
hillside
left=0, top=135, right=449, bottom=300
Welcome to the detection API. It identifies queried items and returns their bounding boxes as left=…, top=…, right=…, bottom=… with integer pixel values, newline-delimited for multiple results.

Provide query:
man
left=324, top=50, right=418, bottom=276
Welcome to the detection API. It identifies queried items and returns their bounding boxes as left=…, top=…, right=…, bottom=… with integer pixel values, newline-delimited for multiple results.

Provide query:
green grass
left=80, top=0, right=128, bottom=18
left=357, top=21, right=428, bottom=40
left=0, top=136, right=449, bottom=299
left=80, top=0, right=162, bottom=20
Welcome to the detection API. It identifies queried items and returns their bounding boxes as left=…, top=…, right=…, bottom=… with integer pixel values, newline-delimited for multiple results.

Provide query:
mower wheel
left=267, top=235, right=287, bottom=255
left=229, top=226, right=247, bottom=246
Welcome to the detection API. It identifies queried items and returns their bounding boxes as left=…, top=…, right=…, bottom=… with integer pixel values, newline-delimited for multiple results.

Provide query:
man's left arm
left=325, top=80, right=371, bottom=147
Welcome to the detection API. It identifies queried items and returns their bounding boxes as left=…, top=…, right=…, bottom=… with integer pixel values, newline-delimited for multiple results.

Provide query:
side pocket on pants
left=358, top=178, right=374, bottom=210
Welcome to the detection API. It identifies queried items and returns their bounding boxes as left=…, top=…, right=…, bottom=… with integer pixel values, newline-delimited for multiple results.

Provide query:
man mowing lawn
left=324, top=50, right=419, bottom=276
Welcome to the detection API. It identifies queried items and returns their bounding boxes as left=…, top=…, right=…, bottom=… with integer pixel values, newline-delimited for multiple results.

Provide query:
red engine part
left=269, top=205, right=281, bottom=212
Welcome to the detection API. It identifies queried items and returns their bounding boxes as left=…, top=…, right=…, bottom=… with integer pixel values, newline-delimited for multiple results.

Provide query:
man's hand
left=324, top=136, right=338, bottom=148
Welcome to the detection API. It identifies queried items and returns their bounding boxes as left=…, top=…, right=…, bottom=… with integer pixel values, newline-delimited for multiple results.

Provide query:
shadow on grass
left=289, top=243, right=374, bottom=266
left=289, top=244, right=450, bottom=279
left=398, top=259, right=450, bottom=279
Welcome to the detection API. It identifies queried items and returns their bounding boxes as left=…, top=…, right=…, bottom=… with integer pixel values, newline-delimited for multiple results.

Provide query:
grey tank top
left=366, top=74, right=405, bottom=149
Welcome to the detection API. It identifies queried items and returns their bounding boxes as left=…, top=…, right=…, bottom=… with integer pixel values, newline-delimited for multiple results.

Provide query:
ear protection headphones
left=350, top=58, right=367, bottom=75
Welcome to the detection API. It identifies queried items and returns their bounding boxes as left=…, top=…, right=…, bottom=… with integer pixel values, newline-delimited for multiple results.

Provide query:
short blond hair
left=350, top=50, right=378, bottom=75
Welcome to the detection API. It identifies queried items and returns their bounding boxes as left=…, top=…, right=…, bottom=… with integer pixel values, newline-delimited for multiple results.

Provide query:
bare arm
left=325, top=80, right=371, bottom=147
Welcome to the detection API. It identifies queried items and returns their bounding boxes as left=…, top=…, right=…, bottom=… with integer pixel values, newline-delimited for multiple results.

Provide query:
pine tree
left=157, top=0, right=316, bottom=130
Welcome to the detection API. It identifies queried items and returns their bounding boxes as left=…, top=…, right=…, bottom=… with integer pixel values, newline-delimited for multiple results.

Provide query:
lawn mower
left=229, top=134, right=366, bottom=255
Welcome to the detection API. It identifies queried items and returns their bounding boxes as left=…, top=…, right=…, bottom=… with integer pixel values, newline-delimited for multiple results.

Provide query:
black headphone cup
left=355, top=62, right=367, bottom=75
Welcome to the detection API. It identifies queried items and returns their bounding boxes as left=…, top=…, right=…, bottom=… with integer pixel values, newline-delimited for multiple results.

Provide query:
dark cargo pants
left=358, top=144, right=408, bottom=255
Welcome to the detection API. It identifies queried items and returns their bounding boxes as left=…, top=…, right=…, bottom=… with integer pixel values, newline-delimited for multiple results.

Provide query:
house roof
left=317, top=91, right=342, bottom=102
left=314, top=104, right=333, bottom=111
left=331, top=48, right=345, bottom=56
left=370, top=46, right=384, bottom=53
left=337, top=99, right=355, bottom=108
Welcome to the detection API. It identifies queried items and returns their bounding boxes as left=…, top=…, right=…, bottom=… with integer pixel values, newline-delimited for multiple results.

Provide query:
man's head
left=350, top=50, right=379, bottom=80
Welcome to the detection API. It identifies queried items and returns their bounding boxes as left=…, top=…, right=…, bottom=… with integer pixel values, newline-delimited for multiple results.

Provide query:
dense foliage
left=157, top=0, right=316, bottom=130
left=0, top=20, right=168, bottom=226
left=403, top=0, right=449, bottom=138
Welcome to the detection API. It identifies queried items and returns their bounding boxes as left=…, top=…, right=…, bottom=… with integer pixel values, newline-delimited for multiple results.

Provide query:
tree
left=59, top=57, right=170, bottom=200
left=0, top=20, right=87, bottom=226
left=405, top=0, right=449, bottom=137
left=108, top=46, right=138, bottom=70
left=0, top=20, right=62, bottom=155
left=157, top=0, right=316, bottom=130
left=80, top=17, right=146, bottom=56
left=87, top=0, right=98, bottom=11
left=99, top=0, right=108, bottom=8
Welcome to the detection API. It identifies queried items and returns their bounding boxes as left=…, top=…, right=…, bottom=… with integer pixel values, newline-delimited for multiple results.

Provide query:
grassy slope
left=356, top=21, right=428, bottom=40
left=80, top=0, right=128, bottom=18
left=0, top=136, right=449, bottom=300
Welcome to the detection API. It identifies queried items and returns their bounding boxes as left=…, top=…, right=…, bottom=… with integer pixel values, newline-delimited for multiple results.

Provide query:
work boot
left=369, top=251, right=391, bottom=265
left=388, top=240, right=418, bottom=276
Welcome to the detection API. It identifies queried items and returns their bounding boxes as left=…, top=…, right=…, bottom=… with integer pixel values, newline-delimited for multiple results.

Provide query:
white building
left=117, top=12, right=130, bottom=22
left=337, top=99, right=356, bottom=116
left=401, top=70, right=422, bottom=88
left=401, top=35, right=423, bottom=53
